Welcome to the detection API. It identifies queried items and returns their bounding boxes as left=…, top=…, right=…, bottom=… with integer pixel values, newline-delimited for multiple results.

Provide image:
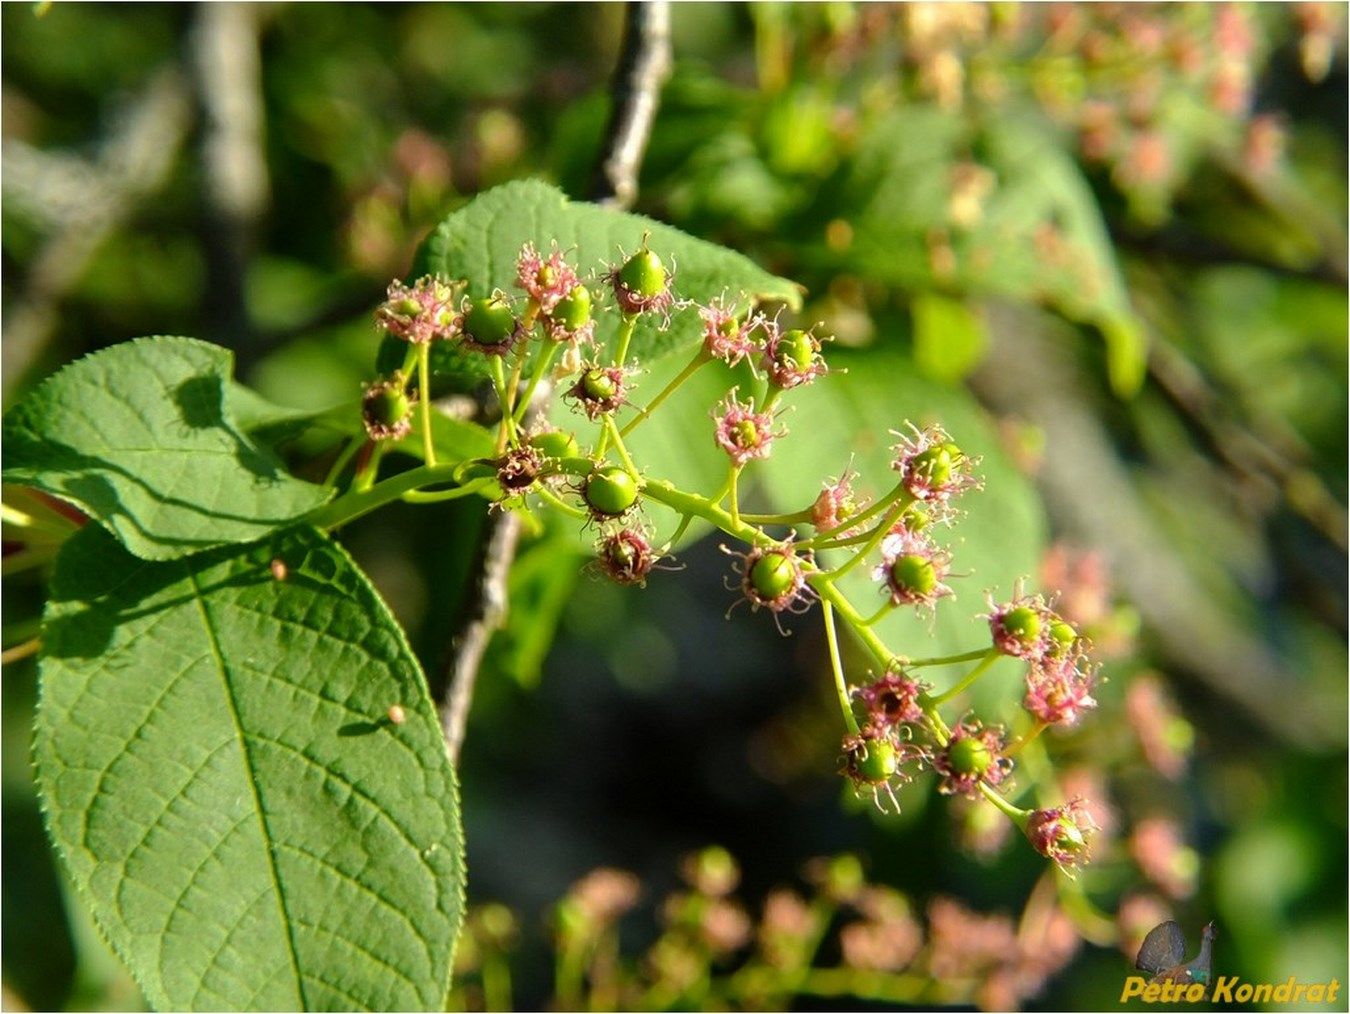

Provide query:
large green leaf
left=841, top=111, right=1148, bottom=396
left=754, top=346, right=1047, bottom=699
left=35, top=525, right=463, bottom=1011
left=2, top=337, right=333, bottom=560
left=386, top=179, right=801, bottom=385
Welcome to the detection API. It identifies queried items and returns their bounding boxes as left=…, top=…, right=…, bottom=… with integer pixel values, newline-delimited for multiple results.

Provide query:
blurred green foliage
left=3, top=3, right=1346, bottom=1011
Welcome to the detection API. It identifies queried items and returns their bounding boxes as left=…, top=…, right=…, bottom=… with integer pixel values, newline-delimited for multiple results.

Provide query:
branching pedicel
left=342, top=239, right=1101, bottom=875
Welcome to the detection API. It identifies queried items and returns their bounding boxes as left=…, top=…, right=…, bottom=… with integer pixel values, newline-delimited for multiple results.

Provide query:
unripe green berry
left=853, top=738, right=898, bottom=783
left=718, top=315, right=742, bottom=337
left=999, top=605, right=1042, bottom=646
left=947, top=735, right=993, bottom=777
left=777, top=329, right=816, bottom=370
left=553, top=285, right=592, bottom=330
left=396, top=296, right=424, bottom=318
left=464, top=296, right=517, bottom=346
left=1049, top=619, right=1077, bottom=651
left=582, top=368, right=619, bottom=401
left=890, top=554, right=937, bottom=597
left=584, top=465, right=639, bottom=516
left=910, top=446, right=954, bottom=486
left=619, top=248, right=667, bottom=298
left=529, top=429, right=580, bottom=460
left=905, top=507, right=931, bottom=532
left=749, top=551, right=797, bottom=601
left=367, top=388, right=410, bottom=426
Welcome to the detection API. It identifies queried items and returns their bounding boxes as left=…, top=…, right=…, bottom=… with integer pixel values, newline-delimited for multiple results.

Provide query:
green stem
left=919, top=704, right=953, bottom=747
left=810, top=527, right=891, bottom=552
left=1006, top=720, right=1048, bottom=757
left=759, top=386, right=783, bottom=413
left=931, top=648, right=1001, bottom=705
left=352, top=442, right=386, bottom=493
left=306, top=463, right=462, bottom=529
left=808, top=575, right=895, bottom=670
left=620, top=350, right=709, bottom=438
left=417, top=342, right=436, bottom=466
left=979, top=783, right=1031, bottom=826
left=512, top=342, right=560, bottom=425
left=827, top=496, right=912, bottom=579
left=822, top=602, right=861, bottom=735
left=401, top=478, right=494, bottom=505
left=536, top=484, right=588, bottom=520
left=321, top=435, right=365, bottom=488
left=738, top=508, right=814, bottom=524
left=797, top=483, right=909, bottom=549
left=603, top=416, right=640, bottom=478
left=505, top=348, right=527, bottom=414
left=727, top=463, right=742, bottom=527
left=642, top=480, right=769, bottom=546
left=860, top=601, right=894, bottom=627
left=613, top=313, right=638, bottom=367
left=490, top=356, right=517, bottom=449
left=909, top=647, right=991, bottom=668
left=664, top=512, right=695, bottom=550
left=545, top=456, right=601, bottom=480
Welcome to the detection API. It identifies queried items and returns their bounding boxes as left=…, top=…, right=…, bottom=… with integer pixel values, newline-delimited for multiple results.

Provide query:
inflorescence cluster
left=351, top=239, right=1101, bottom=874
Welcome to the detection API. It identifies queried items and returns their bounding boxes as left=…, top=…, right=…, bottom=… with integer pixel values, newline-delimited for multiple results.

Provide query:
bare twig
left=591, top=1, right=673, bottom=208
left=437, top=2, right=672, bottom=764
left=439, top=503, right=523, bottom=761
left=190, top=2, right=269, bottom=361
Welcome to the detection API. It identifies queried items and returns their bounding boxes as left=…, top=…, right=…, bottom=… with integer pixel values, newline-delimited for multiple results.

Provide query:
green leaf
left=911, top=292, right=988, bottom=383
left=754, top=346, right=1047, bottom=677
left=2, top=337, right=333, bottom=560
left=488, top=518, right=586, bottom=688
left=399, top=179, right=801, bottom=385
left=842, top=111, right=1148, bottom=396
left=392, top=410, right=498, bottom=465
left=35, top=524, right=463, bottom=1011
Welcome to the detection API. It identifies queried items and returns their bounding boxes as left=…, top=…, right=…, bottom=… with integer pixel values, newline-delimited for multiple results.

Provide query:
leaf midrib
left=185, top=565, right=308, bottom=1011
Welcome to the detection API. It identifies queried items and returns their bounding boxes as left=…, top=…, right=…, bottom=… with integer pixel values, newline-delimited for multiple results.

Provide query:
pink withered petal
left=516, top=242, right=580, bottom=314
left=1023, top=651, right=1098, bottom=726
left=890, top=421, right=981, bottom=504
left=698, top=296, right=760, bottom=366
left=375, top=276, right=458, bottom=344
left=712, top=389, right=785, bottom=468
left=811, top=468, right=866, bottom=535
left=1025, top=799, right=1097, bottom=872
left=852, top=669, right=928, bottom=728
